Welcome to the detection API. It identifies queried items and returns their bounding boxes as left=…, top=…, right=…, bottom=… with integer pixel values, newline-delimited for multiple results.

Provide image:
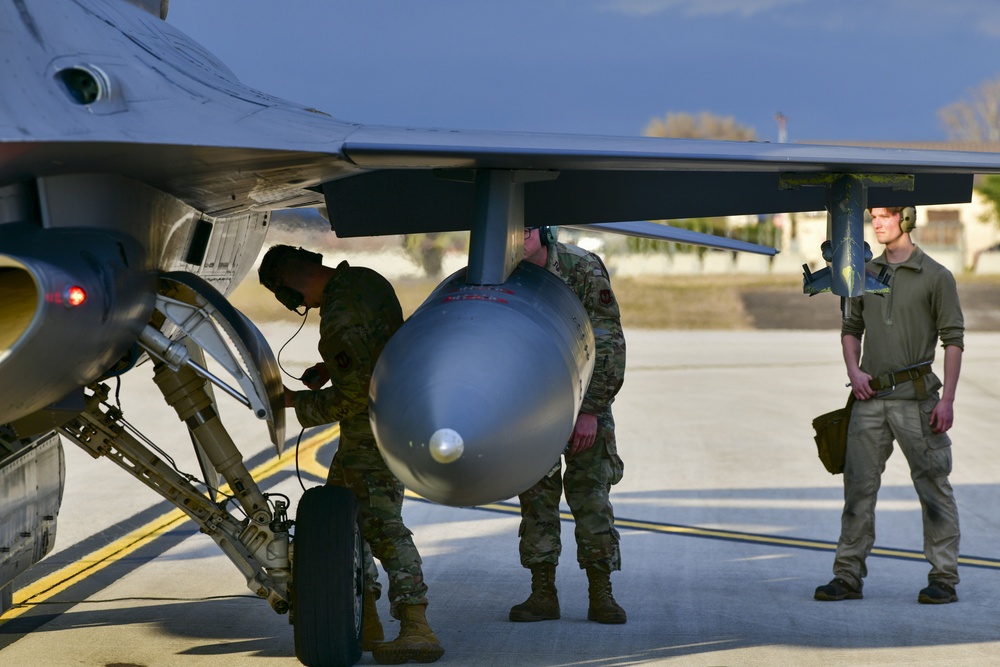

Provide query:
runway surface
left=3, top=327, right=1000, bottom=666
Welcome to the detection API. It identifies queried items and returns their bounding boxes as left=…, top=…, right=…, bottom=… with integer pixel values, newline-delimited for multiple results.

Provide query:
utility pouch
left=811, top=393, right=855, bottom=474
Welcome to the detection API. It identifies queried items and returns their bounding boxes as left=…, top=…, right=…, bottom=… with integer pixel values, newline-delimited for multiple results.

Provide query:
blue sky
left=168, top=1, right=1000, bottom=144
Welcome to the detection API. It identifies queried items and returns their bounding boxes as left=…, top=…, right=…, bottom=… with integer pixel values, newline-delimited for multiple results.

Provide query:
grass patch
left=232, top=271, right=1000, bottom=331
left=614, top=274, right=766, bottom=330
left=230, top=273, right=808, bottom=330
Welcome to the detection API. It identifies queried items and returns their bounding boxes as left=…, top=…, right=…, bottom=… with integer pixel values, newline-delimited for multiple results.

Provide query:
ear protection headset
left=900, top=206, right=917, bottom=233
left=536, top=225, right=558, bottom=246
left=259, top=245, right=323, bottom=313
left=274, top=284, right=309, bottom=313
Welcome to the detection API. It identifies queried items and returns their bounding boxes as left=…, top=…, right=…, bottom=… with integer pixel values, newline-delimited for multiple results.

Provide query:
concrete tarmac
left=3, top=327, right=1000, bottom=666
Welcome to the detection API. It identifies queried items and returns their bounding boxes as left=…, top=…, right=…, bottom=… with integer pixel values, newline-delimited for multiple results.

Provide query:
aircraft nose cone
left=429, top=428, right=464, bottom=464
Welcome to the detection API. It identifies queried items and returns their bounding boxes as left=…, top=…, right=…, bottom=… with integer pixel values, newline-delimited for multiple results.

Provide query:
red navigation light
left=65, top=285, right=87, bottom=307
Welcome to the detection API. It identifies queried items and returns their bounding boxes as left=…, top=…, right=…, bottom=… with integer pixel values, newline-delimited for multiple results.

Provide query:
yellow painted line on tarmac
left=3, top=511, right=190, bottom=621
left=430, top=499, right=1000, bottom=570
left=296, top=430, right=336, bottom=481
left=614, top=517, right=836, bottom=549
left=612, top=517, right=1000, bottom=568
left=0, top=425, right=339, bottom=622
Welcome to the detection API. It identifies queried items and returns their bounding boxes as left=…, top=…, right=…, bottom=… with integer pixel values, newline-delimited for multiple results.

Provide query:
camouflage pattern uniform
left=292, top=261, right=428, bottom=609
left=516, top=242, right=627, bottom=573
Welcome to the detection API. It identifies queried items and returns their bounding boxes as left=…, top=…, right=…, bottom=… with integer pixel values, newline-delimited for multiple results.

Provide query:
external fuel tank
left=370, top=262, right=595, bottom=507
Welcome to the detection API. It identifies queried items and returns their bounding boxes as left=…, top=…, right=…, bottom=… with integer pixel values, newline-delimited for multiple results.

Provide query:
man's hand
left=301, top=363, right=329, bottom=390
left=929, top=398, right=955, bottom=434
left=283, top=385, right=297, bottom=408
left=567, top=412, right=598, bottom=455
left=848, top=369, right=876, bottom=401
left=842, top=336, right=874, bottom=401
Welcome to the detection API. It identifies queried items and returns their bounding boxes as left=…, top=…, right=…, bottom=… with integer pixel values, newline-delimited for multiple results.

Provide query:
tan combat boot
left=371, top=602, right=445, bottom=664
left=509, top=563, right=560, bottom=622
left=362, top=590, right=384, bottom=651
left=586, top=567, right=627, bottom=624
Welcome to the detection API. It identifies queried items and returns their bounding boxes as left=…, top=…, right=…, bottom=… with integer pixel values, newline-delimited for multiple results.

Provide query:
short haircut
left=257, top=244, right=322, bottom=291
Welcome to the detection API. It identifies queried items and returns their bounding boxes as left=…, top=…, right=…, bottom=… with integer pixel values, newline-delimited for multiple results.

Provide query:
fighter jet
left=4, top=1, right=1000, bottom=665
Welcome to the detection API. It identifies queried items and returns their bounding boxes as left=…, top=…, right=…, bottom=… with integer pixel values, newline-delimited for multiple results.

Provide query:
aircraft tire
left=293, top=484, right=364, bottom=667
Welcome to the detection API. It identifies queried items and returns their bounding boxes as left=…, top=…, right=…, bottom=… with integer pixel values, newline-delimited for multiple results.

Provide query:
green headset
left=535, top=225, right=558, bottom=246
left=900, top=206, right=917, bottom=233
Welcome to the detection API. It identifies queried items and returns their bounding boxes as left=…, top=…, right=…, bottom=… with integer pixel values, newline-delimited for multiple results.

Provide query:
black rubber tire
left=292, top=485, right=364, bottom=667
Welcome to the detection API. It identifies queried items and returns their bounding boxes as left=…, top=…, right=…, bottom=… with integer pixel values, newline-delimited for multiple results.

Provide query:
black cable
left=272, top=310, right=315, bottom=492
left=294, top=427, right=308, bottom=492
left=276, top=309, right=312, bottom=382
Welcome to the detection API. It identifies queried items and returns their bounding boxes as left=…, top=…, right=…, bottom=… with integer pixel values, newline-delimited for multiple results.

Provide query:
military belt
left=868, top=362, right=932, bottom=393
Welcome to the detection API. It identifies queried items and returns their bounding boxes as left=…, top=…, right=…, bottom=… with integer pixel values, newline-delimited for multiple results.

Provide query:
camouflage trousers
left=832, top=395, right=960, bottom=590
left=327, top=426, right=428, bottom=609
left=516, top=413, right=624, bottom=573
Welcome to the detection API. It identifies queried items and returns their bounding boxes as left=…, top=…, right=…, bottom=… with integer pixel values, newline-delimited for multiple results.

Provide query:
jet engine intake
left=0, top=223, right=154, bottom=430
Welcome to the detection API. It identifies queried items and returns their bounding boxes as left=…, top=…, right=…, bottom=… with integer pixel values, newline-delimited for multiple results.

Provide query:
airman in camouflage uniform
left=258, top=245, right=443, bottom=664
left=510, top=227, right=628, bottom=625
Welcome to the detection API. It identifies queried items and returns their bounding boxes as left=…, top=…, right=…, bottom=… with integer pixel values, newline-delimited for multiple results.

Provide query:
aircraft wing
left=3, top=0, right=1000, bottom=231
left=318, top=124, right=1000, bottom=236
left=6, top=113, right=995, bottom=229
left=563, top=221, right=778, bottom=256
left=6, top=131, right=989, bottom=236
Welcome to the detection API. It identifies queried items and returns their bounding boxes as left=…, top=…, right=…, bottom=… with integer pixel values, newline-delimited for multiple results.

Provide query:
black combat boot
left=509, top=563, right=560, bottom=622
left=586, top=567, right=627, bottom=624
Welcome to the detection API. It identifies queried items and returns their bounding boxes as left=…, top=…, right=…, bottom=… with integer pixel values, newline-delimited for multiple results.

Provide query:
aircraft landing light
left=64, top=285, right=86, bottom=307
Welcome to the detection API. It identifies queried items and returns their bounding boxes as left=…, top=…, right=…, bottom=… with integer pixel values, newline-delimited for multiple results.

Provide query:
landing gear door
left=156, top=272, right=285, bottom=455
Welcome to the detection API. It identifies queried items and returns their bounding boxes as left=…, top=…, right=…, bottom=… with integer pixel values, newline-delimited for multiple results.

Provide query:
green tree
left=974, top=174, right=1000, bottom=225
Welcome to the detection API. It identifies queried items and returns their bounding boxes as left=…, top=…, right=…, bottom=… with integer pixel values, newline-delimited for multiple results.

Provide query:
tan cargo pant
left=831, top=395, right=960, bottom=590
